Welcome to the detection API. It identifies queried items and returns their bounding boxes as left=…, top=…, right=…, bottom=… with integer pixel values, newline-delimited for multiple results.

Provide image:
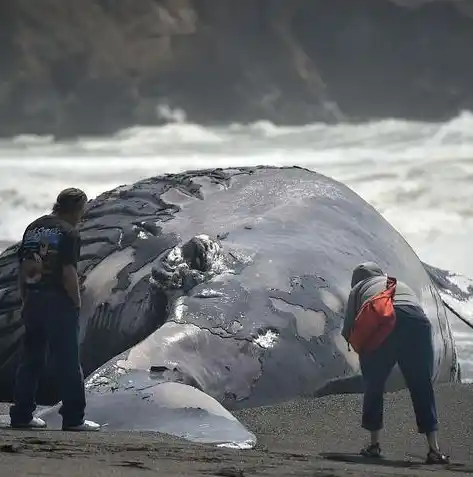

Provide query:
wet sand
left=1, top=383, right=473, bottom=476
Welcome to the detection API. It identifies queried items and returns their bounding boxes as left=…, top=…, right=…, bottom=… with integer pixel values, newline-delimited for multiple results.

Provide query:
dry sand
left=1, top=383, right=473, bottom=476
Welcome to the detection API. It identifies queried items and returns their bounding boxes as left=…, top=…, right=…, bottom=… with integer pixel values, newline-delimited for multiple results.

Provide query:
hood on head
left=351, top=261, right=384, bottom=287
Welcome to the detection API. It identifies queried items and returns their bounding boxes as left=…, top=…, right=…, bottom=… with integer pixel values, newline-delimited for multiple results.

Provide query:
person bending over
left=342, top=262, right=449, bottom=464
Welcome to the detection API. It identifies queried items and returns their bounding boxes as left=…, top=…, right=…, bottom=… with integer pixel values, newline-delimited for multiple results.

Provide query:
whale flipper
left=422, top=262, right=473, bottom=330
left=36, top=381, right=256, bottom=449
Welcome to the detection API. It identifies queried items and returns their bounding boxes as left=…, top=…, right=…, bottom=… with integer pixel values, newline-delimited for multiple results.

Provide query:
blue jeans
left=9, top=290, right=86, bottom=427
left=359, top=305, right=438, bottom=434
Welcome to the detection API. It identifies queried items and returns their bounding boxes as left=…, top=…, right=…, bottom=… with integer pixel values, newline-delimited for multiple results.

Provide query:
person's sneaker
left=62, top=420, right=101, bottom=432
left=426, top=448, right=450, bottom=465
left=10, top=417, right=47, bottom=429
left=360, top=442, right=382, bottom=458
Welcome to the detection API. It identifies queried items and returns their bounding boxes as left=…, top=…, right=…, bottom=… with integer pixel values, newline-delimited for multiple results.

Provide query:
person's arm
left=60, top=230, right=81, bottom=309
left=341, top=287, right=358, bottom=342
left=63, top=265, right=81, bottom=309
left=18, top=268, right=26, bottom=302
left=17, top=240, right=28, bottom=302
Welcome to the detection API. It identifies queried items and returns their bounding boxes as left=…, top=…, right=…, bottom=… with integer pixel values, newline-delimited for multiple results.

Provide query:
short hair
left=52, top=188, right=88, bottom=214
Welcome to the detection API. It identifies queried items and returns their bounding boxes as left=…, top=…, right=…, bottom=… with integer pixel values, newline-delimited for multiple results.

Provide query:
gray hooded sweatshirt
left=341, top=261, right=423, bottom=342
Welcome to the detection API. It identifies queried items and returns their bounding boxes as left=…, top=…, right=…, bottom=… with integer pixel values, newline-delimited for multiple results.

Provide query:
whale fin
left=422, top=262, right=473, bottom=330
left=36, top=380, right=256, bottom=449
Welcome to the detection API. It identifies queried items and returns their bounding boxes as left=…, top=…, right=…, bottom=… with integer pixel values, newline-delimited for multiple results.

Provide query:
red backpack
left=348, top=276, right=397, bottom=354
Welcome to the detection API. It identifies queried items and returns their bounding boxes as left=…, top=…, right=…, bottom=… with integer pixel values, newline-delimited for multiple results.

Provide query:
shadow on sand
left=320, top=452, right=473, bottom=474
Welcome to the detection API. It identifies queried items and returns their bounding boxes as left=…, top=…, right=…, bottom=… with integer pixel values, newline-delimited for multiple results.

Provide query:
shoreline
left=1, top=383, right=473, bottom=476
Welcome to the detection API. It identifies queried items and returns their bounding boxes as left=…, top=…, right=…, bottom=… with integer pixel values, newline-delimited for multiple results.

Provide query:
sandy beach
left=1, top=383, right=473, bottom=476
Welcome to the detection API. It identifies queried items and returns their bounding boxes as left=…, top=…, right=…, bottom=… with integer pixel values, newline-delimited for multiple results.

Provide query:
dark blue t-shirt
left=18, top=214, right=80, bottom=293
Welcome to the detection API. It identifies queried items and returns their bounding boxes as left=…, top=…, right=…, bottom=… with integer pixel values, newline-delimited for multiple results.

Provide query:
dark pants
left=359, top=305, right=438, bottom=434
left=9, top=290, right=86, bottom=427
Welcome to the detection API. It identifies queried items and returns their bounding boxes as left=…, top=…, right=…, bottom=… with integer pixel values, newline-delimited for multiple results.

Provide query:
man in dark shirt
left=9, top=188, right=100, bottom=431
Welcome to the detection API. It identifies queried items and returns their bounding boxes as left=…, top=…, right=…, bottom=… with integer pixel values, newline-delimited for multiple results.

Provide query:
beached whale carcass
left=0, top=166, right=465, bottom=447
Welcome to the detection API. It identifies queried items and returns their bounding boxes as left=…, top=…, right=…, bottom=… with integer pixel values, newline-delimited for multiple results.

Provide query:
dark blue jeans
left=9, top=290, right=86, bottom=427
left=359, top=305, right=438, bottom=434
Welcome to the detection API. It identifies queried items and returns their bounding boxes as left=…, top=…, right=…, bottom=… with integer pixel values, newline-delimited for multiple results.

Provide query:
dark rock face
left=1, top=0, right=473, bottom=137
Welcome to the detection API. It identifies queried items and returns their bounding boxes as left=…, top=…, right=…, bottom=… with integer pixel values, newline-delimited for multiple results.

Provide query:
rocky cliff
left=1, top=0, right=473, bottom=137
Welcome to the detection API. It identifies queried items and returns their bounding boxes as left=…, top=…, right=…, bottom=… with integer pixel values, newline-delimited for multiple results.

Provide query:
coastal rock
left=0, top=0, right=473, bottom=137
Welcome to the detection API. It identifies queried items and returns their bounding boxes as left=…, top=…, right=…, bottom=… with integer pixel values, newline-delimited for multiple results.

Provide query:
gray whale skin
left=0, top=166, right=469, bottom=448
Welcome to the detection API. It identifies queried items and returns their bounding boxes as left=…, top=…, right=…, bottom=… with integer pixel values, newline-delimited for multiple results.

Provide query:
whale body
left=0, top=166, right=467, bottom=447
